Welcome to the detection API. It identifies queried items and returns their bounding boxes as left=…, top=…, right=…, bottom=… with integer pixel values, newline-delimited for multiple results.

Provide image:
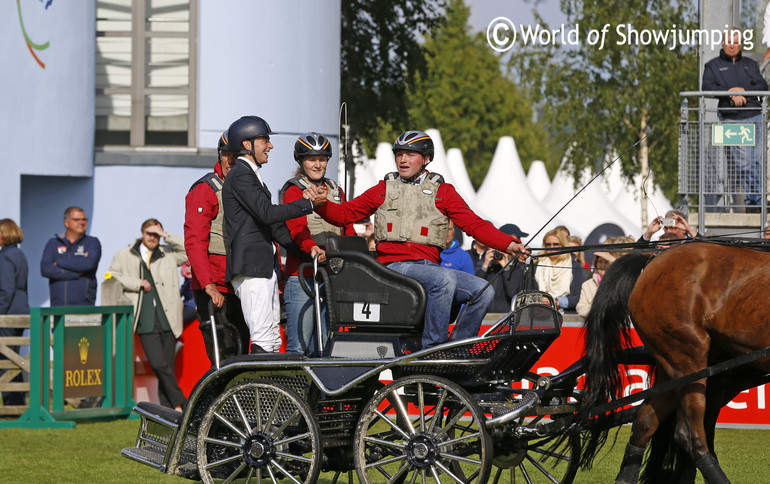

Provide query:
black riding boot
left=615, top=444, right=645, bottom=484
left=695, top=454, right=730, bottom=484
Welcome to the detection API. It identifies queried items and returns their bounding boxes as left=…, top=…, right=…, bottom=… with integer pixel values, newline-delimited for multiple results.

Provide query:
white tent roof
left=541, top=163, right=639, bottom=241
left=446, top=148, right=476, bottom=204
left=611, top=171, right=673, bottom=238
left=526, top=160, right=551, bottom=201
left=424, top=128, right=453, bottom=183
left=472, top=136, right=554, bottom=241
left=372, top=142, right=396, bottom=181
left=351, top=157, right=379, bottom=197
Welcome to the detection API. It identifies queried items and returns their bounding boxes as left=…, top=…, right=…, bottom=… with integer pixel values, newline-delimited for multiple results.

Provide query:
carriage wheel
left=196, top=380, right=322, bottom=484
left=490, top=415, right=579, bottom=484
left=354, top=375, right=492, bottom=483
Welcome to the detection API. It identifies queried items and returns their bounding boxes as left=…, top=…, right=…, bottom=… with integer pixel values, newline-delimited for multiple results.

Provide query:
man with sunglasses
left=109, top=219, right=188, bottom=409
left=41, top=206, right=102, bottom=306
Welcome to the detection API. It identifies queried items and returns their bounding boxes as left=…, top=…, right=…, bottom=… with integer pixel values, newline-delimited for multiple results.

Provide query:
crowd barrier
left=0, top=306, right=135, bottom=429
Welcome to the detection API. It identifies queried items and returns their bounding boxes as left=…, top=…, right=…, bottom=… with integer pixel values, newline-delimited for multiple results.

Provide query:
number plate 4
left=353, top=302, right=381, bottom=322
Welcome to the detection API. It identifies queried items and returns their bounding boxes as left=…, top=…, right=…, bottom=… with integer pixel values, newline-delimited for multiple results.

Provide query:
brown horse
left=576, top=241, right=770, bottom=483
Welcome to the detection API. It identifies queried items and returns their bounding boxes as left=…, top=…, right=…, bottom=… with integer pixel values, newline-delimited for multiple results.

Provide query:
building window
left=95, top=0, right=197, bottom=147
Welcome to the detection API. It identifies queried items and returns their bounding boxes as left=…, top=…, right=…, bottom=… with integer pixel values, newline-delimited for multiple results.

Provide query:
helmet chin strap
left=401, top=158, right=431, bottom=183
left=245, top=138, right=260, bottom=165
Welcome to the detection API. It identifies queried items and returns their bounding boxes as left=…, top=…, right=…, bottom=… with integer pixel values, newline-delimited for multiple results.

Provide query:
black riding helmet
left=294, top=132, right=332, bottom=162
left=392, top=130, right=434, bottom=161
left=227, top=116, right=274, bottom=157
left=217, top=129, right=230, bottom=152
left=216, top=129, right=231, bottom=162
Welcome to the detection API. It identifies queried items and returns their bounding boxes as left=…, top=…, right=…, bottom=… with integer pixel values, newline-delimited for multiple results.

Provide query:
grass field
left=0, top=418, right=766, bottom=483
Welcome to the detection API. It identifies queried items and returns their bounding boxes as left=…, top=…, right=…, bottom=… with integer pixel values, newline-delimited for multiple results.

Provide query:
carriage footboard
left=120, top=402, right=198, bottom=478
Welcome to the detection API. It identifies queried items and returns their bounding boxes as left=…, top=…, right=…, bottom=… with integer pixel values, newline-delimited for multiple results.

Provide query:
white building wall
left=0, top=2, right=95, bottom=222
left=3, top=1, right=341, bottom=307
left=197, top=0, right=342, bottom=192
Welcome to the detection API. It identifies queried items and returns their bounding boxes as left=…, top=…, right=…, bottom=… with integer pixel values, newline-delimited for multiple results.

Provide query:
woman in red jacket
left=279, top=133, right=355, bottom=355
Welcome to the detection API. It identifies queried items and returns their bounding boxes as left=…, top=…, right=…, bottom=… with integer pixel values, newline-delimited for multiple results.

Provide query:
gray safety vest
left=279, top=176, right=343, bottom=248
left=189, top=172, right=226, bottom=255
left=374, top=172, right=449, bottom=249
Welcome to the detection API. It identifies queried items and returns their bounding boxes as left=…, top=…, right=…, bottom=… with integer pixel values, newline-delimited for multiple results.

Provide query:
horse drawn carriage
left=121, top=236, right=586, bottom=483
left=120, top=238, right=770, bottom=483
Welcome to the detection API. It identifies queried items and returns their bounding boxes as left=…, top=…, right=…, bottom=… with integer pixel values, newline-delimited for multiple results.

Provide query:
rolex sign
left=63, top=326, right=104, bottom=398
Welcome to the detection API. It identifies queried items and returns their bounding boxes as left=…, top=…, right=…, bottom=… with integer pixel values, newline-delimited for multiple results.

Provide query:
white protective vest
left=373, top=172, right=449, bottom=249
left=279, top=176, right=343, bottom=248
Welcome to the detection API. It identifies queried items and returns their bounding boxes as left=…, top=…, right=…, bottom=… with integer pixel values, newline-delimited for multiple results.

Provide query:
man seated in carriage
left=314, top=130, right=530, bottom=348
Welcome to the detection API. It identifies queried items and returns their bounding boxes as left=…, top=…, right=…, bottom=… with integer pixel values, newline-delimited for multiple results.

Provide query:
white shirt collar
left=139, top=243, right=152, bottom=262
left=399, top=171, right=428, bottom=185
left=239, top=156, right=265, bottom=185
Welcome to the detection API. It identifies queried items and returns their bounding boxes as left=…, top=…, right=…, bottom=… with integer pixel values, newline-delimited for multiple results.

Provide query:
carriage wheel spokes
left=490, top=425, right=579, bottom=484
left=196, top=381, right=322, bottom=484
left=354, top=375, right=492, bottom=483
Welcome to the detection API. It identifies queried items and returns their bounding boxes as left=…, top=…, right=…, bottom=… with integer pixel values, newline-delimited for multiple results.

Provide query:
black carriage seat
left=394, top=291, right=564, bottom=386
left=321, top=236, right=427, bottom=358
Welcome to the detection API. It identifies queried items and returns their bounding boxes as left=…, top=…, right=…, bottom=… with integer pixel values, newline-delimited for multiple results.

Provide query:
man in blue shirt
left=41, top=206, right=102, bottom=306
left=440, top=221, right=474, bottom=275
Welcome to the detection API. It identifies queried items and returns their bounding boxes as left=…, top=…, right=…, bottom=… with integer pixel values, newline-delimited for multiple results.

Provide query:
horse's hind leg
left=674, top=380, right=730, bottom=484
left=615, top=390, right=678, bottom=484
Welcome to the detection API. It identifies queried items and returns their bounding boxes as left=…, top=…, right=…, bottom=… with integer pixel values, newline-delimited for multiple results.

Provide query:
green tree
left=341, top=0, right=447, bottom=155
left=514, top=1, right=698, bottom=224
left=406, top=0, right=550, bottom=188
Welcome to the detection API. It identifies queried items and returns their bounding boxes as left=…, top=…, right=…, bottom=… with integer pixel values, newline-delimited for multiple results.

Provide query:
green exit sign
left=712, top=123, right=755, bottom=146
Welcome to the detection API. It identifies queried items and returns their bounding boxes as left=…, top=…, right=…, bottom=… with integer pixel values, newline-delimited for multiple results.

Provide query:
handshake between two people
left=302, top=184, right=328, bottom=207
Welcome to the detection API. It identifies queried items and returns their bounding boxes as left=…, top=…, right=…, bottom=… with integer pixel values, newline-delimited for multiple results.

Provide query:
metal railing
left=679, top=90, right=769, bottom=233
left=0, top=306, right=135, bottom=429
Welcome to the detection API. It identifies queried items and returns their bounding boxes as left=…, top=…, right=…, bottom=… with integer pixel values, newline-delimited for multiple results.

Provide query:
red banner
left=512, top=325, right=768, bottom=427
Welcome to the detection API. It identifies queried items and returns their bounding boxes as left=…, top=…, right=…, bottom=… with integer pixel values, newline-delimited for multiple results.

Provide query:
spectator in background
left=535, top=228, right=585, bottom=312
left=639, top=209, right=698, bottom=243
left=576, top=236, right=633, bottom=320
left=180, top=261, right=197, bottom=324
left=40, top=206, right=101, bottom=306
left=353, top=217, right=376, bottom=252
left=566, top=234, right=591, bottom=278
left=0, top=219, right=29, bottom=406
left=764, top=220, right=770, bottom=239
left=702, top=29, right=768, bottom=210
left=655, top=232, right=681, bottom=249
left=479, top=224, right=535, bottom=313
left=466, top=239, right=488, bottom=274
left=440, top=221, right=474, bottom=275
left=109, top=219, right=188, bottom=409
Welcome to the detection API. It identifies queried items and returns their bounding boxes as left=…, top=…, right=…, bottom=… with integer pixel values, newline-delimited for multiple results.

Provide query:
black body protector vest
left=279, top=176, right=343, bottom=248
left=374, top=172, right=449, bottom=249
left=189, top=172, right=226, bottom=255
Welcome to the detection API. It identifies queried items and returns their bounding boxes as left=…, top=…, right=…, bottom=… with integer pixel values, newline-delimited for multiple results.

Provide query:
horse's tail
left=575, top=251, right=654, bottom=468
left=640, top=403, right=690, bottom=484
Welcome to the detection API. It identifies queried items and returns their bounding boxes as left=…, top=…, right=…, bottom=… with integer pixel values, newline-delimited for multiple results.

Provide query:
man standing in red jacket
left=184, top=131, right=249, bottom=361
left=316, top=130, right=530, bottom=348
